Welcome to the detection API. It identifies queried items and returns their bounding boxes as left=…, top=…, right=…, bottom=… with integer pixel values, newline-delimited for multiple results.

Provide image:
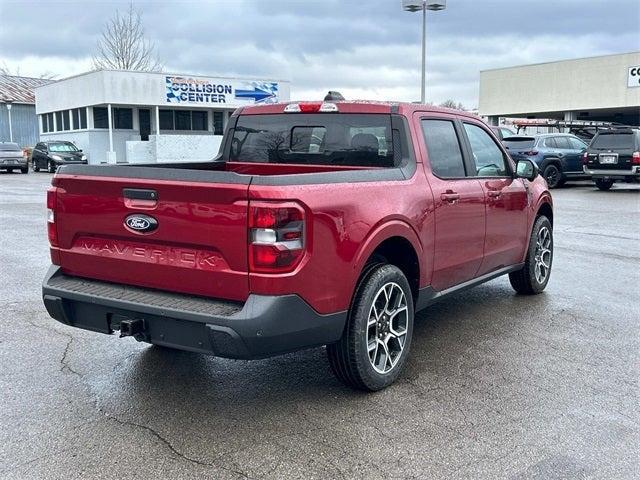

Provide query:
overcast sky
left=1, top=0, right=638, bottom=107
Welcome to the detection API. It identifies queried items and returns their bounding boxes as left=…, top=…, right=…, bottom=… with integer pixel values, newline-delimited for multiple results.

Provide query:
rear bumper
left=0, top=159, right=27, bottom=168
left=584, top=166, right=640, bottom=178
left=42, top=266, right=346, bottom=359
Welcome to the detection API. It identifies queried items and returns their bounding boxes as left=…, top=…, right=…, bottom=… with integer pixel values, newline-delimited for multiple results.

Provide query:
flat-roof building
left=34, top=70, right=290, bottom=164
left=479, top=51, right=640, bottom=127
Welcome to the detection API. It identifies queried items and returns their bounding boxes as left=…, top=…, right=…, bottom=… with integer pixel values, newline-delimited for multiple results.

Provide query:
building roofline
left=34, top=69, right=290, bottom=91
left=480, top=50, right=640, bottom=74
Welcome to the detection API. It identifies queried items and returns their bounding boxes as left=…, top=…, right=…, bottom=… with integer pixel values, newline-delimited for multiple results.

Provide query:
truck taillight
left=47, top=187, right=58, bottom=247
left=632, top=152, right=640, bottom=165
left=582, top=152, right=589, bottom=164
left=249, top=201, right=305, bottom=273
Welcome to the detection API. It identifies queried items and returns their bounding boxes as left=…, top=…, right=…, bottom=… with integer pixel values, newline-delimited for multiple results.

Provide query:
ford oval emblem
left=124, top=214, right=158, bottom=234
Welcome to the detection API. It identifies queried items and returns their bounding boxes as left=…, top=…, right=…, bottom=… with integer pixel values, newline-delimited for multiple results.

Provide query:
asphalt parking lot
left=0, top=170, right=638, bottom=479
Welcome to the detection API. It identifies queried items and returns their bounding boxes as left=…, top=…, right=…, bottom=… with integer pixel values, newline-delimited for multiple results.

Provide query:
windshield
left=503, top=138, right=535, bottom=150
left=48, top=142, right=79, bottom=153
left=591, top=132, right=634, bottom=150
left=0, top=143, right=20, bottom=151
left=227, top=113, right=395, bottom=167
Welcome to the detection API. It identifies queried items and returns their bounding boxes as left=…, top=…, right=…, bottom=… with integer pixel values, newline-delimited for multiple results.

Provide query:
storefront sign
left=165, top=76, right=280, bottom=104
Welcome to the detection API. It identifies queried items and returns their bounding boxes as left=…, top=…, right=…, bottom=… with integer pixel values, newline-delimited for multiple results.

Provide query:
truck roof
left=239, top=100, right=481, bottom=120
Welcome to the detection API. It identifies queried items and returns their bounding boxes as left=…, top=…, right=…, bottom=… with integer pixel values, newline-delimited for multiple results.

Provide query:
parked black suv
left=32, top=141, right=88, bottom=173
left=583, top=128, right=640, bottom=190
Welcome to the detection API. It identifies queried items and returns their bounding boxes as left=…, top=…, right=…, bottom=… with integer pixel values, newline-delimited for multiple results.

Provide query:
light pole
left=402, top=0, right=447, bottom=104
left=5, top=100, right=13, bottom=142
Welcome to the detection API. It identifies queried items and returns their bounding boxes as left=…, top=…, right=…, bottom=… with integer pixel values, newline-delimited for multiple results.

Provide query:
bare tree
left=0, top=63, right=57, bottom=79
left=439, top=99, right=466, bottom=111
left=92, top=3, right=162, bottom=71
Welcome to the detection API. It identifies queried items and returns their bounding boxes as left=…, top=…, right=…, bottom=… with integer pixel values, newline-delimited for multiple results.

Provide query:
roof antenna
left=324, top=91, right=345, bottom=101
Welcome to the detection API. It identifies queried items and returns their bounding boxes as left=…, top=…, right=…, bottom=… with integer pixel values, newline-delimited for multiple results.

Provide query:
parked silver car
left=0, top=142, right=28, bottom=174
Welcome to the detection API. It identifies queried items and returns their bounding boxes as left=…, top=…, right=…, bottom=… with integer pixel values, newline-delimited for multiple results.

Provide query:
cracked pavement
left=1, top=172, right=638, bottom=479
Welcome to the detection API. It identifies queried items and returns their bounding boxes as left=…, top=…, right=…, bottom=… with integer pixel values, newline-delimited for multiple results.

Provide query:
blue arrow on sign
left=234, top=87, right=275, bottom=103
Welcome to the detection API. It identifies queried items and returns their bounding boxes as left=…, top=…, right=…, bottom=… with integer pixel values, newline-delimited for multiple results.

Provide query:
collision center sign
left=165, top=76, right=280, bottom=105
left=628, top=66, right=640, bottom=88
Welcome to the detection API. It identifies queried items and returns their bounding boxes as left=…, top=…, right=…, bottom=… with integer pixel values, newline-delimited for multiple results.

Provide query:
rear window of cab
left=227, top=114, right=396, bottom=167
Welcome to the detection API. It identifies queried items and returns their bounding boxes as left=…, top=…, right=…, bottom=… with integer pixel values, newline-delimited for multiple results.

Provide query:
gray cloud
left=1, top=0, right=638, bottom=107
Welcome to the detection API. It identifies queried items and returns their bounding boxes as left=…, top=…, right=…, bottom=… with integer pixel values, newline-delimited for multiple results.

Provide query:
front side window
left=421, top=119, right=466, bottom=178
left=228, top=113, right=395, bottom=167
left=568, top=137, right=586, bottom=149
left=463, top=123, right=508, bottom=177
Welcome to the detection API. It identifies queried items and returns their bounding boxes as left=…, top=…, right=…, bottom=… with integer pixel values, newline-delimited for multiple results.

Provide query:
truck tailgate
left=52, top=170, right=250, bottom=301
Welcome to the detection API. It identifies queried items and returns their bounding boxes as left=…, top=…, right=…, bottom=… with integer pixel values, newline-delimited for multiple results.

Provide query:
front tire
left=327, top=264, right=414, bottom=391
left=48, top=160, right=57, bottom=173
left=21, top=167, right=28, bottom=174
left=33, top=161, right=40, bottom=172
left=543, top=164, right=562, bottom=189
left=509, top=215, right=553, bottom=295
left=595, top=179, right=614, bottom=191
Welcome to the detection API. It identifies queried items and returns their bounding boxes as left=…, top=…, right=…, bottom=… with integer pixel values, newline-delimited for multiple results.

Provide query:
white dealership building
left=479, top=51, right=640, bottom=127
left=34, top=70, right=290, bottom=164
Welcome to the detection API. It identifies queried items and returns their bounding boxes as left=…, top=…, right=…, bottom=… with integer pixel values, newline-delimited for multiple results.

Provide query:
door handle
left=441, top=191, right=460, bottom=203
left=487, top=190, right=501, bottom=198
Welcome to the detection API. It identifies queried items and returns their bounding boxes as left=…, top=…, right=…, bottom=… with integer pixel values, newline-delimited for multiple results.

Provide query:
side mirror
left=515, top=159, right=539, bottom=181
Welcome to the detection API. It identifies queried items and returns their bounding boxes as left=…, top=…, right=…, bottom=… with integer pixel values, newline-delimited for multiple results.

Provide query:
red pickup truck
left=42, top=99, right=553, bottom=391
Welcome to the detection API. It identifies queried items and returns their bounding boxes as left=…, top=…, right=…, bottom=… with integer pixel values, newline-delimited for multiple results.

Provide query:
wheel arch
left=352, top=221, right=423, bottom=305
left=536, top=199, right=553, bottom=227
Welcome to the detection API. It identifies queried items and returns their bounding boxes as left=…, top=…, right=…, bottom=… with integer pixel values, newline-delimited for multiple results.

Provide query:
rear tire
left=595, top=179, right=614, bottom=191
left=327, top=264, right=414, bottom=391
left=509, top=215, right=553, bottom=295
left=543, top=164, right=562, bottom=189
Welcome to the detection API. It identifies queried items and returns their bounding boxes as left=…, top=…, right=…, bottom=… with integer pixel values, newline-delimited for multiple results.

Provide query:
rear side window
left=554, top=137, right=571, bottom=149
left=228, top=114, right=394, bottom=167
left=591, top=133, right=635, bottom=150
left=421, top=119, right=465, bottom=178
left=503, top=138, right=536, bottom=150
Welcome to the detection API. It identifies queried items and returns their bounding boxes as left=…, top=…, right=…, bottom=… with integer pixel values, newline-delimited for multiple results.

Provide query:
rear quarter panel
left=248, top=168, right=434, bottom=314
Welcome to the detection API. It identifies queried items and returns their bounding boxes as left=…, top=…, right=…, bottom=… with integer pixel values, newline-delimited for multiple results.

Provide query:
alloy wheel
left=534, top=226, right=552, bottom=284
left=366, top=282, right=409, bottom=374
left=545, top=166, right=559, bottom=187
